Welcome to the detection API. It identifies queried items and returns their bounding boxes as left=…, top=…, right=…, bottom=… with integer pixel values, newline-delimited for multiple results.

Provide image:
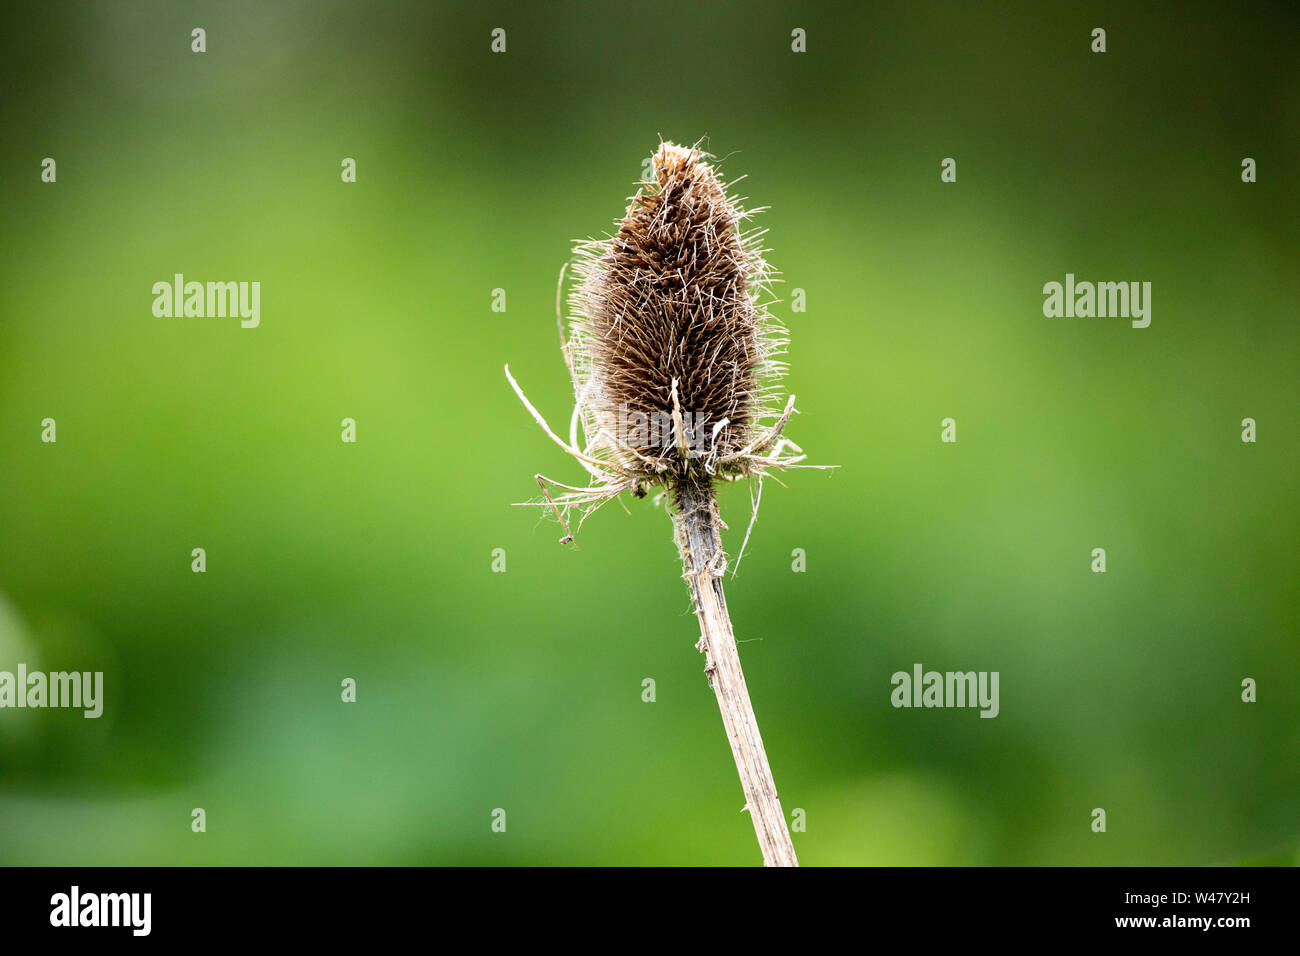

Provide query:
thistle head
left=568, top=142, right=786, bottom=486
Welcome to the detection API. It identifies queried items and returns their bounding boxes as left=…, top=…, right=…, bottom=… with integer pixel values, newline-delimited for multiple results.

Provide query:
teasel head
left=506, top=140, right=816, bottom=541
left=568, top=142, right=786, bottom=485
left=506, top=142, right=824, bottom=866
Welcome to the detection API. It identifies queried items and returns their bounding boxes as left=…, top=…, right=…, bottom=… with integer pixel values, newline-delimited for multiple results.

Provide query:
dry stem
left=672, top=475, right=799, bottom=867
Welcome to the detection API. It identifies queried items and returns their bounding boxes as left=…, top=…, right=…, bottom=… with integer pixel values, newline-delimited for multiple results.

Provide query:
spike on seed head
left=568, top=142, right=786, bottom=482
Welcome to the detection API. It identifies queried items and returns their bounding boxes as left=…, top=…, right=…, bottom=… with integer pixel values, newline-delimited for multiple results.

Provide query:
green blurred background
left=1, top=1, right=1296, bottom=865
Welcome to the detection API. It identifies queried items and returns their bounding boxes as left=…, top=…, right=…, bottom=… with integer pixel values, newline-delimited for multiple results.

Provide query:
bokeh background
left=0, top=1, right=1296, bottom=865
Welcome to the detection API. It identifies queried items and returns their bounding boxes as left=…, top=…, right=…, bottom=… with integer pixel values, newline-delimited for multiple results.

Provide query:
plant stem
left=672, top=476, right=799, bottom=867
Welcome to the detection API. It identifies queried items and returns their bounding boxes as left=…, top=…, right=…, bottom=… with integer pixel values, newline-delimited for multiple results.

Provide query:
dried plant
left=506, top=141, right=830, bottom=866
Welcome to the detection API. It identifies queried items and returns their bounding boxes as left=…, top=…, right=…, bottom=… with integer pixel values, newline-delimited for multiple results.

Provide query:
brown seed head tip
left=569, top=142, right=787, bottom=484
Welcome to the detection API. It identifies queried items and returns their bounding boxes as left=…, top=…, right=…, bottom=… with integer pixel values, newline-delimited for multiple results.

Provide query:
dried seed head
left=505, top=141, right=818, bottom=547
left=568, top=142, right=786, bottom=484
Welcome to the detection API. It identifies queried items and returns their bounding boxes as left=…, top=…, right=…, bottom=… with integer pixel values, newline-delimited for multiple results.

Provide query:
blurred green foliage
left=0, top=1, right=1296, bottom=865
